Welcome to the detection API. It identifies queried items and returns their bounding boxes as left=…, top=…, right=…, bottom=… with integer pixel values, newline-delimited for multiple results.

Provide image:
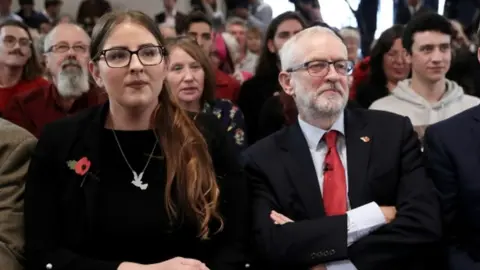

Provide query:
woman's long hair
left=91, top=10, right=223, bottom=239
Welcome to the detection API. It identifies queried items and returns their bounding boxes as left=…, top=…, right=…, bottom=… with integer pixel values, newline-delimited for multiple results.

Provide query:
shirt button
left=46, top=263, right=53, bottom=269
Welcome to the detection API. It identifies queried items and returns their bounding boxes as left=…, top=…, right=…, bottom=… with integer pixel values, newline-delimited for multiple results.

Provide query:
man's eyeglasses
left=46, top=43, right=89, bottom=54
left=98, top=45, right=167, bottom=68
left=2, top=35, right=31, bottom=48
left=286, top=60, right=354, bottom=77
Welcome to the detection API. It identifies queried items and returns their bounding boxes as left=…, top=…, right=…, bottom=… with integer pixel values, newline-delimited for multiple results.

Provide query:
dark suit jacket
left=395, top=4, right=432, bottom=25
left=424, top=105, right=480, bottom=269
left=154, top=11, right=187, bottom=35
left=244, top=108, right=442, bottom=270
left=24, top=103, right=250, bottom=270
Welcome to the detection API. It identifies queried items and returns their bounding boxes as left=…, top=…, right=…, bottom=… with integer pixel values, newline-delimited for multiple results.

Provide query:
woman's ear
left=89, top=61, right=103, bottom=88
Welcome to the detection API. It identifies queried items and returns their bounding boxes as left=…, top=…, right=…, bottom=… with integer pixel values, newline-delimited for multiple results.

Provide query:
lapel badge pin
left=360, top=136, right=370, bottom=143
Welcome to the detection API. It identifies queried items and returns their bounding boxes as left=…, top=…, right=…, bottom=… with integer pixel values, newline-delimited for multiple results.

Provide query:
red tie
left=322, top=130, right=347, bottom=216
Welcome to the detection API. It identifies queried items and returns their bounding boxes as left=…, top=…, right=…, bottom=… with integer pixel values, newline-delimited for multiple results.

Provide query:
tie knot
left=323, top=130, right=338, bottom=148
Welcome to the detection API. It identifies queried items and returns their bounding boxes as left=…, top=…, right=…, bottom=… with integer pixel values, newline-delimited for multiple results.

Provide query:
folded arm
left=246, top=155, right=349, bottom=267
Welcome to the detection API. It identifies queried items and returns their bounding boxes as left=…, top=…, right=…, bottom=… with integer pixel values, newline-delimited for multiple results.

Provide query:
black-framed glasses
left=98, top=45, right=166, bottom=68
left=46, top=43, right=89, bottom=54
left=286, top=60, right=354, bottom=77
left=2, top=35, right=31, bottom=48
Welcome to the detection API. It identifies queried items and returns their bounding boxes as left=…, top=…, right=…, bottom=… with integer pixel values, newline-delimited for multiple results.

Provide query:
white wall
left=11, top=0, right=192, bottom=19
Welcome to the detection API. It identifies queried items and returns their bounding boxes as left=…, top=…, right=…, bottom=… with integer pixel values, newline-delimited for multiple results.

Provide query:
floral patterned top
left=202, top=99, right=247, bottom=150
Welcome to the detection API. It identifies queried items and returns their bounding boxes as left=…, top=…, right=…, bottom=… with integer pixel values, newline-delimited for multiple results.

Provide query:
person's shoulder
left=244, top=125, right=286, bottom=159
left=349, top=107, right=407, bottom=126
left=368, top=94, right=399, bottom=110
left=39, top=104, right=103, bottom=140
left=461, top=93, right=480, bottom=107
left=429, top=104, right=480, bottom=135
left=0, top=118, right=36, bottom=145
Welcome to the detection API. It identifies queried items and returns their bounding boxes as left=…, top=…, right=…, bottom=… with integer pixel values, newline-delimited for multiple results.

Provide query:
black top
left=25, top=103, right=250, bottom=270
left=94, top=129, right=206, bottom=263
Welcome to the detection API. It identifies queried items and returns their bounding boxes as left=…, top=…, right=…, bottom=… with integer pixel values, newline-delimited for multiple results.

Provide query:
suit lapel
left=278, top=122, right=325, bottom=218
left=345, top=109, right=372, bottom=209
left=470, top=106, right=480, bottom=162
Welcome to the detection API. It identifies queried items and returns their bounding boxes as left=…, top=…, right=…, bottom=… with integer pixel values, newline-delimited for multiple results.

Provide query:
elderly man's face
left=45, top=24, right=91, bottom=98
left=281, top=32, right=350, bottom=119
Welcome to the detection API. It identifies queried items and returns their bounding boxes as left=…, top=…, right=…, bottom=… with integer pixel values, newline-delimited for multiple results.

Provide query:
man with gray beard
left=244, top=26, right=443, bottom=270
left=3, top=23, right=103, bottom=137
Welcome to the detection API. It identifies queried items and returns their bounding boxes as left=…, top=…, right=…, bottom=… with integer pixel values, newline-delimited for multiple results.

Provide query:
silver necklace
left=111, top=129, right=157, bottom=190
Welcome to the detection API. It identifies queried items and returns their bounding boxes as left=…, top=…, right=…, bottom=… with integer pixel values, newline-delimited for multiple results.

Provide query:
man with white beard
left=3, top=23, right=103, bottom=137
left=244, top=26, right=443, bottom=270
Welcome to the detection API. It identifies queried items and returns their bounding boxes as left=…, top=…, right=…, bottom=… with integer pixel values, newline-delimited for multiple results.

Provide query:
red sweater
left=0, top=76, right=49, bottom=114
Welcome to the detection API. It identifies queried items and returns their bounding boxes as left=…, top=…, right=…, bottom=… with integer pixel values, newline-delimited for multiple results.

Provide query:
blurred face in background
left=344, top=36, right=359, bottom=62
left=246, top=30, right=261, bottom=54
left=45, top=24, right=90, bottom=98
left=0, top=25, right=32, bottom=68
left=268, top=19, right=303, bottom=54
left=167, top=47, right=205, bottom=106
left=383, top=38, right=409, bottom=83
left=187, top=22, right=212, bottom=55
left=227, top=23, right=246, bottom=52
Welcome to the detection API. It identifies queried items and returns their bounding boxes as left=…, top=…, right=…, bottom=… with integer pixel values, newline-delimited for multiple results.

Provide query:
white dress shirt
left=163, top=9, right=177, bottom=28
left=297, top=115, right=386, bottom=270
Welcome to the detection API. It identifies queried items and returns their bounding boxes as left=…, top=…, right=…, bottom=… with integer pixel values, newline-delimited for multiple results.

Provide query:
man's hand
left=310, top=265, right=327, bottom=270
left=379, top=206, right=397, bottom=223
left=270, top=210, right=294, bottom=225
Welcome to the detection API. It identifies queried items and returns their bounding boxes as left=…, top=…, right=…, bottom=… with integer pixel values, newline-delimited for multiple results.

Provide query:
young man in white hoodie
left=370, top=12, right=480, bottom=139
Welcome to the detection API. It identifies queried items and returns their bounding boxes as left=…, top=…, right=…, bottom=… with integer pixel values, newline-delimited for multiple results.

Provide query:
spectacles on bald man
left=286, top=59, right=354, bottom=77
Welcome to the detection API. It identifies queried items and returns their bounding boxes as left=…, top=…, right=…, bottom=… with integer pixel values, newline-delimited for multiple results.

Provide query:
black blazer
left=424, top=105, right=480, bottom=269
left=24, top=103, right=250, bottom=270
left=395, top=4, right=432, bottom=25
left=154, top=11, right=187, bottom=34
left=243, top=108, right=443, bottom=270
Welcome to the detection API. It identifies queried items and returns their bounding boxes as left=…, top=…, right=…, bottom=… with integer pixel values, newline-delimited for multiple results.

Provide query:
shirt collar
left=166, top=8, right=177, bottom=17
left=297, top=111, right=345, bottom=150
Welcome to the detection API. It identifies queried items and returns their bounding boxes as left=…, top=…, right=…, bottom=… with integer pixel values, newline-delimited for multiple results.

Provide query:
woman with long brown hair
left=24, top=10, right=249, bottom=270
left=165, top=36, right=246, bottom=150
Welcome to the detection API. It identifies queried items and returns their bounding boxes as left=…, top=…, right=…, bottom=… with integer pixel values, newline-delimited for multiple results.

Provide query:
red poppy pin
left=66, top=157, right=91, bottom=176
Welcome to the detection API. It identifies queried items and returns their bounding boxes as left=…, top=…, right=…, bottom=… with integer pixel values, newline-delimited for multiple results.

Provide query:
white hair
left=279, top=26, right=340, bottom=72
left=221, top=32, right=240, bottom=62
left=339, top=27, right=361, bottom=44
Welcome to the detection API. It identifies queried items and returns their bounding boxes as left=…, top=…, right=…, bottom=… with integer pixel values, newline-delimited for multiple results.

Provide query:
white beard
left=56, top=66, right=90, bottom=98
left=293, top=79, right=348, bottom=121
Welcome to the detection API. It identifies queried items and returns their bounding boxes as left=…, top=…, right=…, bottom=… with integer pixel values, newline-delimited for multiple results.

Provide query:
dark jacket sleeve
left=24, top=123, right=121, bottom=270
left=197, top=114, right=250, bottom=270
left=348, top=117, right=442, bottom=269
left=244, top=151, right=348, bottom=268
